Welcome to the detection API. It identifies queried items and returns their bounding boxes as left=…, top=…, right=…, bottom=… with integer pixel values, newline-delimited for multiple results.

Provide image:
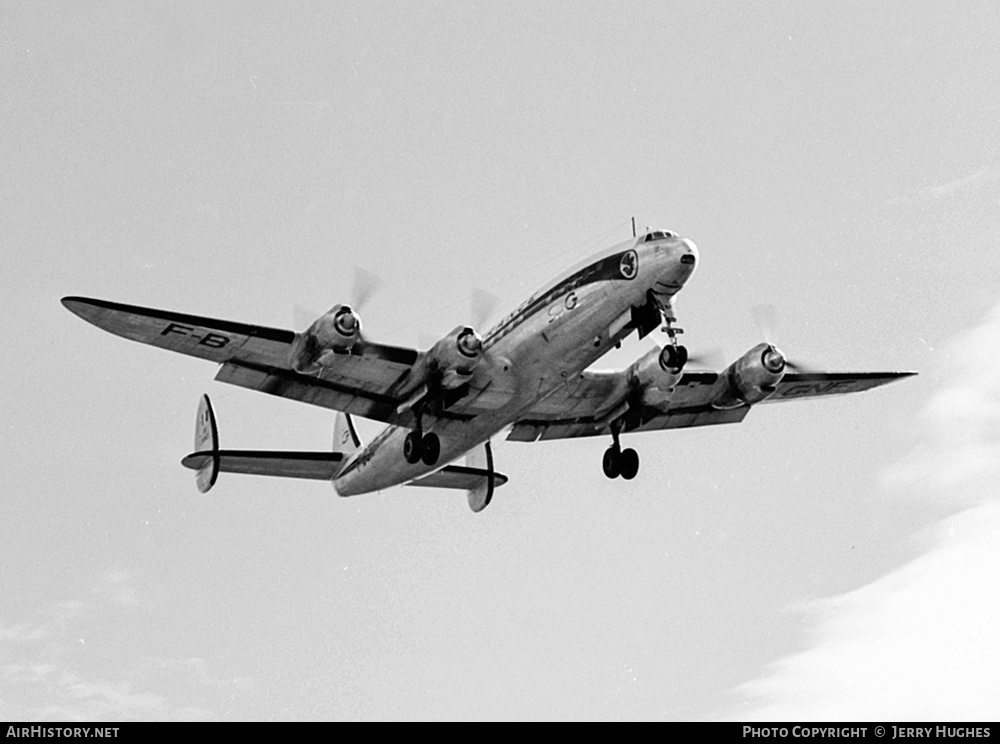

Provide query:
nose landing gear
left=654, top=295, right=689, bottom=373
left=662, top=343, right=688, bottom=372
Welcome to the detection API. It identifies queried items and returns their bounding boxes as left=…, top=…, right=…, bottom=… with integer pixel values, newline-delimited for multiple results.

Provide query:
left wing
left=63, top=297, right=420, bottom=423
left=762, top=372, right=918, bottom=402
left=508, top=369, right=914, bottom=442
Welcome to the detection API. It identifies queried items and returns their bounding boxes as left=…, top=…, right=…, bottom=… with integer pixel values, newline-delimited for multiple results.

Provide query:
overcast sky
left=2, top=1, right=999, bottom=721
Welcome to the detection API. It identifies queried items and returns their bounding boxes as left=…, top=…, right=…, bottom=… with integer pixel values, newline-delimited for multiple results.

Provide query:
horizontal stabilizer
left=182, top=450, right=344, bottom=481
left=406, top=465, right=508, bottom=492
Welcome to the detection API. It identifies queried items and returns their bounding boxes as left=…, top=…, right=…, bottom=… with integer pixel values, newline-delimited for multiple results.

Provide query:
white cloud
left=922, top=169, right=994, bottom=200
left=1, top=570, right=226, bottom=721
left=889, top=167, right=1000, bottom=205
left=731, top=301, right=1000, bottom=722
left=92, top=569, right=142, bottom=607
left=881, top=303, right=1000, bottom=505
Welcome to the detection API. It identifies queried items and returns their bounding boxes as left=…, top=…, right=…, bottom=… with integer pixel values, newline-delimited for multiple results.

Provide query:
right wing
left=64, top=296, right=518, bottom=423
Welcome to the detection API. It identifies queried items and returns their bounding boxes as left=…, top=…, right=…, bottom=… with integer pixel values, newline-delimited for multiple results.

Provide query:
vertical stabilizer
left=194, top=394, right=220, bottom=493
left=466, top=439, right=496, bottom=512
left=333, top=412, right=362, bottom=454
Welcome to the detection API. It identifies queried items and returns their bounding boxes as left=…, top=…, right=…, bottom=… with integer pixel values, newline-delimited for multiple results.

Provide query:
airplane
left=62, top=228, right=915, bottom=512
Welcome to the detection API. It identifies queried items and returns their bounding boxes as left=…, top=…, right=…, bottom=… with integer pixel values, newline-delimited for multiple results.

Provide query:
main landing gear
left=603, top=445, right=639, bottom=480
left=602, top=422, right=639, bottom=480
left=403, top=411, right=440, bottom=467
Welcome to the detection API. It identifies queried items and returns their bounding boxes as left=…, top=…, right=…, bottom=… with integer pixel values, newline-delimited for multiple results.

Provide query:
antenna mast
left=631, top=216, right=636, bottom=238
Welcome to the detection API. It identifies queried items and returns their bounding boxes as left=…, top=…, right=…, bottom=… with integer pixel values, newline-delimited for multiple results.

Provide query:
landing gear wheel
left=602, top=447, right=621, bottom=479
left=403, top=431, right=424, bottom=464
left=618, top=448, right=639, bottom=480
left=421, top=432, right=440, bottom=466
left=665, top=344, right=689, bottom=371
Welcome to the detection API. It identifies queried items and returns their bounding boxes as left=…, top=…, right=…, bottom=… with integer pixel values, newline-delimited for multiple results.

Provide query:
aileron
left=764, top=371, right=917, bottom=402
left=214, top=361, right=403, bottom=423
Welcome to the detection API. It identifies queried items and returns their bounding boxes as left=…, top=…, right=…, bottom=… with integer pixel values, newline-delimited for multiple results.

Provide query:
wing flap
left=214, top=362, right=403, bottom=422
left=182, top=450, right=343, bottom=480
left=508, top=404, right=749, bottom=442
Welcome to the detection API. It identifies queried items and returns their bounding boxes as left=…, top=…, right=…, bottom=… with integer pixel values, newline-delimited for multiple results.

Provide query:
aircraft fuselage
left=332, top=234, right=699, bottom=495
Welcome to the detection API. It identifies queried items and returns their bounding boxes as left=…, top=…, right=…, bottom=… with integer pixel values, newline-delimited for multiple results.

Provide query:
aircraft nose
left=679, top=238, right=698, bottom=267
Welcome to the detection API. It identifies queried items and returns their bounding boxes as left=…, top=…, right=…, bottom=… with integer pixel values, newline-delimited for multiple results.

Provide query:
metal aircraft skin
left=63, top=229, right=915, bottom=512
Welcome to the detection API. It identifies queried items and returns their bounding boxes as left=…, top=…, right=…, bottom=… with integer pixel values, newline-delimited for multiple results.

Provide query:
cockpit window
left=643, top=230, right=678, bottom=242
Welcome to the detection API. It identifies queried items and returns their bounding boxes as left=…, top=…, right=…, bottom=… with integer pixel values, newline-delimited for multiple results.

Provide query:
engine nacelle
left=289, top=304, right=362, bottom=373
left=714, top=342, right=787, bottom=408
left=430, top=325, right=484, bottom=389
left=627, top=345, right=685, bottom=410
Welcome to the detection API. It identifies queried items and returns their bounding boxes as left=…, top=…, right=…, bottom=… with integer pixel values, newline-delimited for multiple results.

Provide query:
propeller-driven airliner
left=63, top=228, right=914, bottom=512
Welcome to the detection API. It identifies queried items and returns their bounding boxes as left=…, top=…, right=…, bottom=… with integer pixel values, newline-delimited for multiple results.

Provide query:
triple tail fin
left=194, top=394, right=220, bottom=493
left=465, top=439, right=496, bottom=513
left=183, top=395, right=344, bottom=491
left=405, top=438, right=508, bottom=512
left=333, top=412, right=362, bottom=455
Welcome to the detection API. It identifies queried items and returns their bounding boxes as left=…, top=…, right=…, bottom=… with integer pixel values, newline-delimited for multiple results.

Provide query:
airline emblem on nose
left=619, top=250, right=638, bottom=279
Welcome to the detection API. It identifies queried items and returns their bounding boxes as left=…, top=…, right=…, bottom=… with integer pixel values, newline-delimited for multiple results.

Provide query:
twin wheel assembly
left=602, top=445, right=639, bottom=480
left=600, top=341, right=689, bottom=481
left=404, top=430, right=440, bottom=466
left=662, top=344, right=688, bottom=371
left=401, top=337, right=688, bottom=479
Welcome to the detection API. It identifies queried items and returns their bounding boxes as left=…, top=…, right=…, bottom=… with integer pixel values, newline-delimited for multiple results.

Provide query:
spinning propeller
left=683, top=346, right=728, bottom=371
left=417, top=287, right=499, bottom=352
left=750, top=303, right=814, bottom=373
left=683, top=304, right=815, bottom=373
left=294, top=267, right=383, bottom=332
